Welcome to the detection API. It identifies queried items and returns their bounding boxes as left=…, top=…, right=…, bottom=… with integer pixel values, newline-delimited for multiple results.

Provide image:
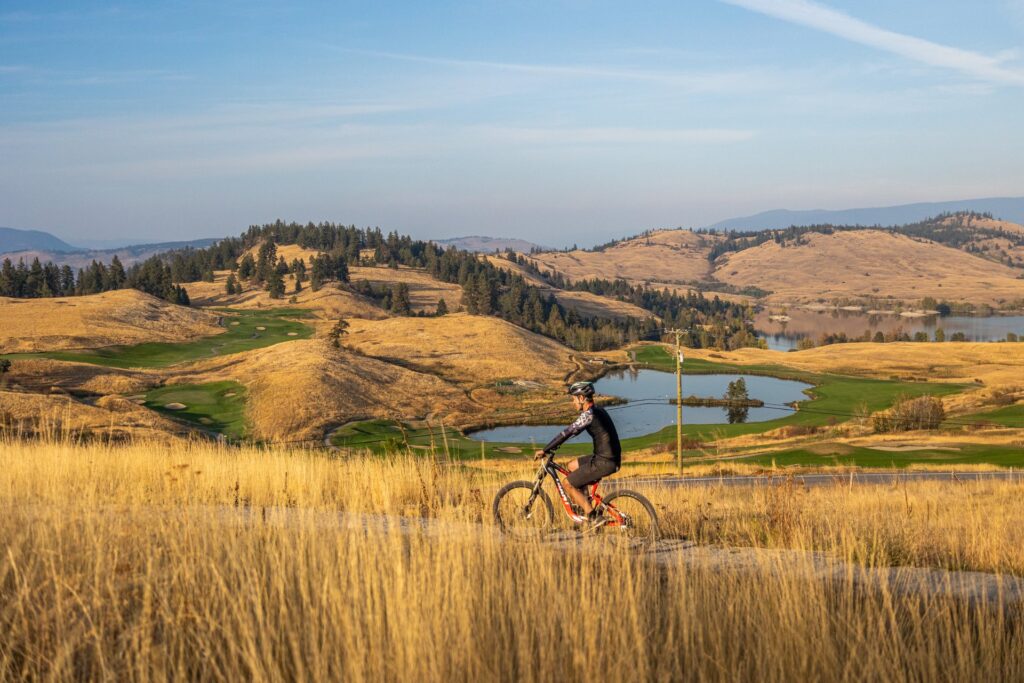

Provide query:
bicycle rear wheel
left=493, top=481, right=554, bottom=538
left=603, top=489, right=659, bottom=549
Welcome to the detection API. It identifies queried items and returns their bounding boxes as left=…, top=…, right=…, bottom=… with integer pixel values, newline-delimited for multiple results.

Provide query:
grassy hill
left=715, top=229, right=1024, bottom=305
left=519, top=217, right=1024, bottom=307
left=0, top=226, right=78, bottom=253
left=484, top=255, right=660, bottom=320
left=0, top=289, right=223, bottom=353
left=528, top=229, right=718, bottom=285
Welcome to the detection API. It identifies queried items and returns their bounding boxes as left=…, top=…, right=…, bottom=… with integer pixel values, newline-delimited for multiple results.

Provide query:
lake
left=755, top=309, right=1024, bottom=351
left=470, top=369, right=813, bottom=444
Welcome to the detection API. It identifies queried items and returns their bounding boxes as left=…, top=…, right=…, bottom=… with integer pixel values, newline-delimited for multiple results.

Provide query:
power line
left=242, top=395, right=1009, bottom=449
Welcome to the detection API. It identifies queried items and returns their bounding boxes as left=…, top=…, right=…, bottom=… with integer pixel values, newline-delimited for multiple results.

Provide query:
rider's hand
left=534, top=449, right=547, bottom=460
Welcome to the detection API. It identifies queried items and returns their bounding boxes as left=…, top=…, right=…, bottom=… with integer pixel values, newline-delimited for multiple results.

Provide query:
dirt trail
left=204, top=504, right=1024, bottom=606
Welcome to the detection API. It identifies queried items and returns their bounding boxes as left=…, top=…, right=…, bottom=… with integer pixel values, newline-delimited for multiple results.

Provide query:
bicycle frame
left=531, top=453, right=628, bottom=527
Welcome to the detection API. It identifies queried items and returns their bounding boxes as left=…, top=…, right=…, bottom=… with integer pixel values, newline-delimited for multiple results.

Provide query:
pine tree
left=435, top=298, right=448, bottom=316
left=238, top=254, right=256, bottom=280
left=225, top=273, right=238, bottom=295
left=108, top=256, right=127, bottom=289
left=328, top=319, right=349, bottom=347
left=267, top=270, right=285, bottom=299
left=390, top=283, right=411, bottom=315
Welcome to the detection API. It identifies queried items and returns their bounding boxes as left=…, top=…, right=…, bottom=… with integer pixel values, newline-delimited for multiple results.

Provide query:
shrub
left=777, top=424, right=819, bottom=439
left=873, top=395, right=945, bottom=433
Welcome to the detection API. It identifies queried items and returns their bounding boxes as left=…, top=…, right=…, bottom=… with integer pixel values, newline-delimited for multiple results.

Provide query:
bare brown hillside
left=348, top=265, right=463, bottom=313
left=528, top=229, right=717, bottom=285
left=0, top=390, right=189, bottom=441
left=484, top=256, right=659, bottom=320
left=714, top=230, right=1024, bottom=305
left=0, top=290, right=223, bottom=353
left=938, top=215, right=1024, bottom=268
left=185, top=270, right=386, bottom=320
left=343, top=313, right=575, bottom=385
left=174, top=339, right=474, bottom=442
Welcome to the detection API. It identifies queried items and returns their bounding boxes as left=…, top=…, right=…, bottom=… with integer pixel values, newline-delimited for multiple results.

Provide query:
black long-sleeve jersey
left=543, top=405, right=621, bottom=463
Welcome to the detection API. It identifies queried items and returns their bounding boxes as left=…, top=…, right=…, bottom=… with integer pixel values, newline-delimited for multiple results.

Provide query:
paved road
left=616, top=470, right=1024, bottom=489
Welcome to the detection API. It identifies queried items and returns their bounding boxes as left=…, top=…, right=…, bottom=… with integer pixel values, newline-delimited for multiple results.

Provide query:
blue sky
left=2, top=1, right=1023, bottom=247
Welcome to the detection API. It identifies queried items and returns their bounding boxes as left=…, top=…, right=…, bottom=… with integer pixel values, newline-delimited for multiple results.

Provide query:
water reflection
left=756, top=309, right=1024, bottom=351
left=470, top=369, right=813, bottom=444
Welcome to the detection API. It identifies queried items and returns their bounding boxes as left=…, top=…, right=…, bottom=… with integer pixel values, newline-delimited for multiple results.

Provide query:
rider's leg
left=564, top=458, right=594, bottom=515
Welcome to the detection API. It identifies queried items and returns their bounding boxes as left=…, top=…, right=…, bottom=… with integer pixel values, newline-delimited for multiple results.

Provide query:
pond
left=470, top=369, right=814, bottom=444
left=756, top=309, right=1024, bottom=351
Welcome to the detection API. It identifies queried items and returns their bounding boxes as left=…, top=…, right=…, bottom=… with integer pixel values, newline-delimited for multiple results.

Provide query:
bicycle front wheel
left=603, top=489, right=660, bottom=549
left=493, top=481, right=554, bottom=538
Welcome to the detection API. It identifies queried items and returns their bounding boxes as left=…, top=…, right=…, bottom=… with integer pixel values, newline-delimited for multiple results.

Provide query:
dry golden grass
left=0, top=391, right=187, bottom=441
left=2, top=357, right=155, bottom=395
left=3, top=439, right=1024, bottom=681
left=528, top=229, right=717, bottom=285
left=715, top=230, right=1024, bottom=304
left=682, top=340, right=1024, bottom=390
left=349, top=265, right=463, bottom=313
left=484, top=256, right=658, bottom=320
left=185, top=270, right=386, bottom=320
left=942, top=214, right=1024, bottom=236
left=178, top=338, right=473, bottom=442
left=0, top=290, right=223, bottom=353
left=241, top=242, right=321, bottom=263
left=343, top=312, right=576, bottom=385
left=645, top=280, right=757, bottom=304
left=940, top=216, right=1024, bottom=269
left=550, top=290, right=659, bottom=321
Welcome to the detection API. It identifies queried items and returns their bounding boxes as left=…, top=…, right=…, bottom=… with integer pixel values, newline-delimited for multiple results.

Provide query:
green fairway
left=334, top=346, right=968, bottom=459
left=144, top=381, right=248, bottom=439
left=3, top=308, right=312, bottom=369
left=956, top=404, right=1024, bottom=428
left=619, top=345, right=964, bottom=444
left=707, top=443, right=1024, bottom=469
left=329, top=419, right=587, bottom=459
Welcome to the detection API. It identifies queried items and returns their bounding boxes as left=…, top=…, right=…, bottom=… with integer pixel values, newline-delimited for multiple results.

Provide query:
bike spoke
left=494, top=485, right=552, bottom=538
left=604, top=493, right=659, bottom=550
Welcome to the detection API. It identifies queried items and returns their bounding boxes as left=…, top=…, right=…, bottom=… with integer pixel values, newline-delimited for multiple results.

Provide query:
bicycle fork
left=520, top=467, right=547, bottom=517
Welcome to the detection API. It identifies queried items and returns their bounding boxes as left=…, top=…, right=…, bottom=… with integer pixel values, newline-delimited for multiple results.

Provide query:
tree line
left=697, top=212, right=1024, bottom=266
left=2, top=219, right=764, bottom=352
left=0, top=254, right=189, bottom=304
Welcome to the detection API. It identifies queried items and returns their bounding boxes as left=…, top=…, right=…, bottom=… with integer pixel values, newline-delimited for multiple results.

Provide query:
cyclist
left=535, top=380, right=621, bottom=527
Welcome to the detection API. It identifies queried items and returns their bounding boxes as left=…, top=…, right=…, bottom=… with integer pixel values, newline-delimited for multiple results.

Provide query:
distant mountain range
left=0, top=227, right=80, bottom=253
left=707, top=197, right=1024, bottom=231
left=0, top=227, right=219, bottom=269
left=434, top=235, right=545, bottom=253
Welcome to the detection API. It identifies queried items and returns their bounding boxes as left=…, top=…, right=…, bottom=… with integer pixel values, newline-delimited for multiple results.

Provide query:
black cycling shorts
left=567, top=455, right=619, bottom=489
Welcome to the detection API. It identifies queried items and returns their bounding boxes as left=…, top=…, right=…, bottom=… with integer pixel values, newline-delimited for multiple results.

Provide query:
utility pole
left=667, top=328, right=685, bottom=473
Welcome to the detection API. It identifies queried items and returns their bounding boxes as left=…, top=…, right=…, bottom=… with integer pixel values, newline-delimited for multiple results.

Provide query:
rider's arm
left=542, top=409, right=593, bottom=453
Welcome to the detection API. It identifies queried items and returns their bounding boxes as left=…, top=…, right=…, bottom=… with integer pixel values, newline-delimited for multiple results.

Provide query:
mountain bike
left=492, top=451, right=659, bottom=547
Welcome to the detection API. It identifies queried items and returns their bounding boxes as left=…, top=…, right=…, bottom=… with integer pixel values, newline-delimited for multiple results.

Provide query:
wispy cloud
left=333, top=47, right=780, bottom=94
left=480, top=126, right=756, bottom=146
left=721, top=0, right=1024, bottom=86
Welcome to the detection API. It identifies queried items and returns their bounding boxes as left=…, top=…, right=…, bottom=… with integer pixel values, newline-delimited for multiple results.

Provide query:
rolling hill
left=519, top=219, right=1024, bottom=306
left=0, top=237, right=220, bottom=270
left=527, top=229, right=719, bottom=285
left=0, top=227, right=79, bottom=253
left=714, top=230, right=1024, bottom=305
left=0, top=289, right=223, bottom=353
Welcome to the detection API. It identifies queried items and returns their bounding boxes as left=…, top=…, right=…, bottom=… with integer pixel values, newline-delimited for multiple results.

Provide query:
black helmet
left=568, top=381, right=595, bottom=398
